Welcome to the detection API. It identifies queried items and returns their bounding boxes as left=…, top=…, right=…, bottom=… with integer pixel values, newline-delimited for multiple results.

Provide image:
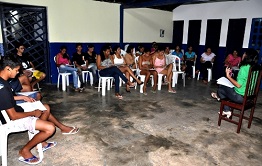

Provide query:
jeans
left=99, top=66, right=128, bottom=93
left=88, top=63, right=98, bottom=82
left=217, top=85, right=243, bottom=112
left=59, top=65, right=79, bottom=88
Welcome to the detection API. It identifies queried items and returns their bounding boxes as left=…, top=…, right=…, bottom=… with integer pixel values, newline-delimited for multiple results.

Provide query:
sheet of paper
left=217, top=77, right=235, bottom=88
left=17, top=101, right=47, bottom=112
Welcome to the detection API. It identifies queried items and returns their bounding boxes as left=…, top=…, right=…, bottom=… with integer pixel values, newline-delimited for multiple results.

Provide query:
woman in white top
left=200, top=47, right=216, bottom=83
left=111, top=45, right=143, bottom=92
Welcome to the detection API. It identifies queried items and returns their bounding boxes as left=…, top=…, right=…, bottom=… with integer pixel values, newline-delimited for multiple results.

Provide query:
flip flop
left=42, top=141, right=57, bottom=152
left=62, top=127, right=79, bottom=135
left=18, top=155, right=41, bottom=165
left=168, top=90, right=177, bottom=93
left=211, top=92, right=220, bottom=101
left=115, top=94, right=123, bottom=100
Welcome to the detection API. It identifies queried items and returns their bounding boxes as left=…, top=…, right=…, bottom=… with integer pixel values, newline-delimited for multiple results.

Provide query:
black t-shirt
left=86, top=51, right=97, bottom=64
left=0, top=77, right=24, bottom=124
left=16, top=54, right=32, bottom=69
left=72, top=52, right=86, bottom=66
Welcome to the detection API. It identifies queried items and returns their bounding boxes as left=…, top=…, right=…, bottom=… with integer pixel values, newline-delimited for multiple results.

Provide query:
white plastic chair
left=192, top=55, right=197, bottom=79
left=134, top=56, right=146, bottom=93
left=54, top=56, right=72, bottom=91
left=0, top=110, right=43, bottom=166
left=97, top=71, right=114, bottom=96
left=197, top=62, right=213, bottom=82
left=171, top=55, right=186, bottom=87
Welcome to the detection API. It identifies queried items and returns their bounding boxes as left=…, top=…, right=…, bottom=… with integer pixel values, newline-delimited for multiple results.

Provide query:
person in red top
left=224, top=50, right=242, bottom=78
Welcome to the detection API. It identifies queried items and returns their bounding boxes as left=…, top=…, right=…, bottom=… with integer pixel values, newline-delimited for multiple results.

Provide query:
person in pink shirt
left=55, top=45, right=83, bottom=92
left=225, top=50, right=241, bottom=68
left=224, top=50, right=242, bottom=78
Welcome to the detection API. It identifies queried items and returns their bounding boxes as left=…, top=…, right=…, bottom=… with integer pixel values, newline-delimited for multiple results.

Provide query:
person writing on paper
left=0, top=55, right=55, bottom=165
left=0, top=56, right=79, bottom=164
left=56, top=45, right=83, bottom=92
left=224, top=50, right=241, bottom=78
left=211, top=48, right=258, bottom=118
left=96, top=46, right=136, bottom=99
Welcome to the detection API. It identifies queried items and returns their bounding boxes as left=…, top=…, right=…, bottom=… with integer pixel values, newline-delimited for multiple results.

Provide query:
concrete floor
left=2, top=78, right=262, bottom=166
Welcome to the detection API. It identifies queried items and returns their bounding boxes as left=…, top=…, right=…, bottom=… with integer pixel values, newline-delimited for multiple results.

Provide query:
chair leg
left=107, top=79, right=111, bottom=91
left=248, top=107, right=255, bottom=128
left=183, top=73, right=186, bottom=87
left=207, top=69, right=212, bottom=82
left=102, top=78, right=106, bottom=96
left=98, top=78, right=101, bottom=92
left=218, top=102, right=224, bottom=126
left=57, top=75, right=60, bottom=89
left=89, top=73, right=94, bottom=86
left=197, top=72, right=200, bottom=80
left=172, top=73, right=177, bottom=87
left=139, top=76, right=145, bottom=93
left=157, top=74, right=163, bottom=90
left=62, top=75, right=67, bottom=91
left=1, top=132, right=8, bottom=166
left=237, top=109, right=245, bottom=133
left=192, top=66, right=195, bottom=78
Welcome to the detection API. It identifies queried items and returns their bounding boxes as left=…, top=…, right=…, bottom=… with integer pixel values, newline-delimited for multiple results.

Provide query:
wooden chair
left=218, top=65, right=262, bottom=133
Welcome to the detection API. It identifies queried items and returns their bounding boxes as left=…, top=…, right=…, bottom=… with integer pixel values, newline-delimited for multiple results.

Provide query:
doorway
left=0, top=3, right=50, bottom=82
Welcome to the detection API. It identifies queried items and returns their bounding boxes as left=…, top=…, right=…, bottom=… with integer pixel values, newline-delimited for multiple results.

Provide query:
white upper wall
left=0, top=0, right=120, bottom=43
left=173, top=0, right=262, bottom=47
left=0, top=0, right=173, bottom=44
left=124, top=8, right=173, bottom=43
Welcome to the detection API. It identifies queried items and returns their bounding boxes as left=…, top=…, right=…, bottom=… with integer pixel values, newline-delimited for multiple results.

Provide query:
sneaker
left=218, top=111, right=232, bottom=118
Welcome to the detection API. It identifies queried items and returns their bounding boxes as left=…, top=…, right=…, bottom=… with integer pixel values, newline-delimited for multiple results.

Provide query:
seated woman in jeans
left=96, top=46, right=135, bottom=99
left=211, top=48, right=258, bottom=118
left=55, top=45, right=84, bottom=92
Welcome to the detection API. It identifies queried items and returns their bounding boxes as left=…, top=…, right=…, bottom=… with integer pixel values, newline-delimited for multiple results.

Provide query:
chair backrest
left=1, top=110, right=11, bottom=123
left=134, top=56, right=141, bottom=75
left=54, top=56, right=60, bottom=73
left=242, top=65, right=262, bottom=106
left=171, top=55, right=182, bottom=72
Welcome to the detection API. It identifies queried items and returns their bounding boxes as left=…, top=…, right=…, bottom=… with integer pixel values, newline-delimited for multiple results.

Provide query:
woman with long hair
left=96, top=46, right=136, bottom=99
left=211, top=48, right=259, bottom=118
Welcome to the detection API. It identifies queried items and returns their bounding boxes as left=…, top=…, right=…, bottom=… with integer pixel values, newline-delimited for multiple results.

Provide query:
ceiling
left=94, top=0, right=240, bottom=11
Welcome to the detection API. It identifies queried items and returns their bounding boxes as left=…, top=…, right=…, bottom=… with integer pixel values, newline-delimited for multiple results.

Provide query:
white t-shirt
left=201, top=52, right=216, bottom=61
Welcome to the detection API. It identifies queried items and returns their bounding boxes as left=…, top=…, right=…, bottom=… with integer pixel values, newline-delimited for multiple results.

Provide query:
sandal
left=115, top=94, right=123, bottom=100
left=211, top=92, right=220, bottom=101
left=168, top=89, right=176, bottom=93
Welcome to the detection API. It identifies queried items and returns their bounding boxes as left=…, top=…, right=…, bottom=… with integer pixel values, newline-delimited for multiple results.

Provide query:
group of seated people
left=0, top=42, right=259, bottom=165
left=55, top=42, right=249, bottom=98
left=8, top=42, right=246, bottom=99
